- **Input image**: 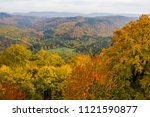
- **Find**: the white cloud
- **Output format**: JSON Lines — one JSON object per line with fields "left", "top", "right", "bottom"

{"left": 0, "top": 0, "right": 149, "bottom": 14}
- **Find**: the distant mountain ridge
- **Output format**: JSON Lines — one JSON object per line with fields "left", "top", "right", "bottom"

{"left": 0, "top": 12, "right": 12, "bottom": 18}
{"left": 0, "top": 12, "right": 137, "bottom": 37}
{"left": 13, "top": 11, "right": 140, "bottom": 18}
{"left": 14, "top": 12, "right": 82, "bottom": 18}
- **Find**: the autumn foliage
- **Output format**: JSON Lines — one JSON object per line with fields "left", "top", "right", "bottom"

{"left": 65, "top": 15, "right": 150, "bottom": 99}
{"left": 0, "top": 15, "right": 150, "bottom": 99}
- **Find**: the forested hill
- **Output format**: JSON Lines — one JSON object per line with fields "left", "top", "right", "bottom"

{"left": 32, "top": 16, "right": 135, "bottom": 37}
{"left": 0, "top": 12, "right": 137, "bottom": 55}
{"left": 0, "top": 12, "right": 136, "bottom": 36}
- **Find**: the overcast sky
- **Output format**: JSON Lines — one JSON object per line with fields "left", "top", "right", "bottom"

{"left": 0, "top": 0, "right": 150, "bottom": 14}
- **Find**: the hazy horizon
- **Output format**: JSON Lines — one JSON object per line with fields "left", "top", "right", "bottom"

{"left": 1, "top": 11, "right": 140, "bottom": 15}
{"left": 0, "top": 0, "right": 150, "bottom": 14}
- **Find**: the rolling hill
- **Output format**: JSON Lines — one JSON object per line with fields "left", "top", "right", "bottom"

{"left": 0, "top": 12, "right": 137, "bottom": 55}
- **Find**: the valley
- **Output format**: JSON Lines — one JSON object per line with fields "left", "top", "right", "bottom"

{"left": 0, "top": 12, "right": 149, "bottom": 100}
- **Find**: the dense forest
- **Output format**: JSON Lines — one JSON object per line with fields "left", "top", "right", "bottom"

{"left": 0, "top": 13, "right": 150, "bottom": 99}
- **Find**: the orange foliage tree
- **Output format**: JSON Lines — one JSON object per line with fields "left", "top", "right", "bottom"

{"left": 64, "top": 55, "right": 115, "bottom": 100}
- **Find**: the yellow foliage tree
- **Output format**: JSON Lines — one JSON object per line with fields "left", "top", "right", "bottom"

{"left": 99, "top": 15, "right": 150, "bottom": 99}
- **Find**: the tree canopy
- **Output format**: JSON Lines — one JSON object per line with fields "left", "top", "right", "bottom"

{"left": 0, "top": 15, "right": 150, "bottom": 100}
